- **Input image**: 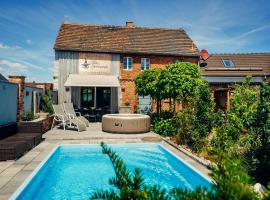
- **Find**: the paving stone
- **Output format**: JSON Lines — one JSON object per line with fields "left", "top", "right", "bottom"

{"left": 23, "top": 161, "right": 41, "bottom": 171}
{"left": 0, "top": 164, "right": 25, "bottom": 178}
{"left": 15, "top": 151, "right": 40, "bottom": 165}
{"left": 0, "top": 177, "right": 13, "bottom": 189}
{"left": 0, "top": 194, "right": 11, "bottom": 200}
{"left": 0, "top": 179, "right": 23, "bottom": 195}
{"left": 0, "top": 162, "right": 14, "bottom": 174}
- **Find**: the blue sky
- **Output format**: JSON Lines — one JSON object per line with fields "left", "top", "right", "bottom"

{"left": 0, "top": 0, "right": 269, "bottom": 82}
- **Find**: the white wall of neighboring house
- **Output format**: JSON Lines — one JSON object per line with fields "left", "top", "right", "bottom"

{"left": 23, "top": 86, "right": 43, "bottom": 114}
{"left": 0, "top": 81, "right": 18, "bottom": 125}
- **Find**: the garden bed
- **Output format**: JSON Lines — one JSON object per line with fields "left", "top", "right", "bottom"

{"left": 162, "top": 137, "right": 212, "bottom": 168}
{"left": 18, "top": 116, "right": 53, "bottom": 134}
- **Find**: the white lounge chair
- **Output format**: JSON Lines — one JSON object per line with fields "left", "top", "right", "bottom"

{"left": 51, "top": 104, "right": 86, "bottom": 132}
{"left": 63, "top": 103, "right": 90, "bottom": 127}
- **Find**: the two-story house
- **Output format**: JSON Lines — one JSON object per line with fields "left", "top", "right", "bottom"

{"left": 53, "top": 21, "right": 199, "bottom": 113}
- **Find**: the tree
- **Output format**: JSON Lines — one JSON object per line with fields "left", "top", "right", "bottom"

{"left": 40, "top": 90, "right": 54, "bottom": 114}
{"left": 135, "top": 68, "right": 169, "bottom": 116}
{"left": 247, "top": 82, "right": 270, "bottom": 185}
{"left": 194, "top": 81, "right": 214, "bottom": 138}
{"left": 91, "top": 142, "right": 169, "bottom": 200}
{"left": 135, "top": 62, "right": 201, "bottom": 116}
{"left": 227, "top": 76, "right": 259, "bottom": 141}
{"left": 91, "top": 142, "right": 259, "bottom": 200}
{"left": 166, "top": 62, "right": 201, "bottom": 113}
{"left": 209, "top": 124, "right": 259, "bottom": 200}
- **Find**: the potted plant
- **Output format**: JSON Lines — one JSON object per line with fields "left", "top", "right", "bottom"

{"left": 119, "top": 101, "right": 131, "bottom": 113}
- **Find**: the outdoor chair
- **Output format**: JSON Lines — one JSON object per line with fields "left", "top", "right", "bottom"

{"left": 52, "top": 104, "right": 86, "bottom": 132}
{"left": 63, "top": 103, "right": 90, "bottom": 127}
{"left": 88, "top": 108, "right": 97, "bottom": 122}
{"left": 96, "top": 108, "right": 102, "bottom": 122}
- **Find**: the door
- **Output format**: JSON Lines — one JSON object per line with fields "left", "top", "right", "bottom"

{"left": 96, "top": 87, "right": 111, "bottom": 109}
{"left": 139, "top": 95, "right": 151, "bottom": 113}
{"left": 81, "top": 87, "right": 94, "bottom": 108}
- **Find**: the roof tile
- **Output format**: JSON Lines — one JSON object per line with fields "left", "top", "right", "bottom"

{"left": 54, "top": 22, "right": 199, "bottom": 56}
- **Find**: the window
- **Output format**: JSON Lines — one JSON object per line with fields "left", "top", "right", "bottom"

{"left": 222, "top": 59, "right": 234, "bottom": 67}
{"left": 123, "top": 57, "right": 133, "bottom": 70}
{"left": 141, "top": 58, "right": 150, "bottom": 70}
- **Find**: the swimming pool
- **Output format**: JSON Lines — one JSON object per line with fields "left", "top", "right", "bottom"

{"left": 12, "top": 143, "right": 211, "bottom": 200}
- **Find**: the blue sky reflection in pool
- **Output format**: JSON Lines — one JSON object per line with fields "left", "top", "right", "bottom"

{"left": 16, "top": 144, "right": 211, "bottom": 200}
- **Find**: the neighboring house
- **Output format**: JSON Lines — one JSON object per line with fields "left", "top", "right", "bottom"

{"left": 0, "top": 73, "right": 18, "bottom": 125}
{"left": 8, "top": 76, "right": 44, "bottom": 121}
{"left": 200, "top": 53, "right": 270, "bottom": 109}
{"left": 54, "top": 21, "right": 199, "bottom": 113}
{"left": 0, "top": 73, "right": 8, "bottom": 82}
{"left": 25, "top": 82, "right": 53, "bottom": 94}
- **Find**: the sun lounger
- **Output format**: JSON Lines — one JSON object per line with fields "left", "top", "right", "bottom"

{"left": 52, "top": 104, "right": 86, "bottom": 132}
{"left": 63, "top": 103, "right": 90, "bottom": 127}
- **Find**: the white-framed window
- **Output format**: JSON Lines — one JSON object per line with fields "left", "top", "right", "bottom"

{"left": 123, "top": 57, "right": 133, "bottom": 70}
{"left": 222, "top": 59, "right": 234, "bottom": 68}
{"left": 141, "top": 58, "right": 150, "bottom": 70}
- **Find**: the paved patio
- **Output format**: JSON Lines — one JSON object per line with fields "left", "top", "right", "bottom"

{"left": 0, "top": 123, "right": 210, "bottom": 200}
{"left": 43, "top": 122, "right": 161, "bottom": 142}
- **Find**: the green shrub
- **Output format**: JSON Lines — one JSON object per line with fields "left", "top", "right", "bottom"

{"left": 193, "top": 81, "right": 214, "bottom": 138}
{"left": 160, "top": 111, "right": 174, "bottom": 120}
{"left": 149, "top": 111, "right": 174, "bottom": 129}
{"left": 176, "top": 106, "right": 195, "bottom": 145}
{"left": 246, "top": 82, "right": 270, "bottom": 185}
{"left": 91, "top": 143, "right": 259, "bottom": 200}
{"left": 154, "top": 118, "right": 177, "bottom": 137}
{"left": 227, "top": 76, "right": 259, "bottom": 141}
{"left": 22, "top": 110, "right": 36, "bottom": 121}
{"left": 40, "top": 90, "right": 53, "bottom": 114}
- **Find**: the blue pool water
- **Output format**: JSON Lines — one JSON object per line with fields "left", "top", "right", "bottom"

{"left": 14, "top": 143, "right": 211, "bottom": 200}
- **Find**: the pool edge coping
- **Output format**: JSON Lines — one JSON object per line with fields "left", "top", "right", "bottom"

{"left": 9, "top": 146, "right": 59, "bottom": 200}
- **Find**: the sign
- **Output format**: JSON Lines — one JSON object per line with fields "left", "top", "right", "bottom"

{"left": 78, "top": 53, "right": 112, "bottom": 75}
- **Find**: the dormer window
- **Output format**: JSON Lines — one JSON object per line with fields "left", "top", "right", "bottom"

{"left": 222, "top": 59, "right": 234, "bottom": 67}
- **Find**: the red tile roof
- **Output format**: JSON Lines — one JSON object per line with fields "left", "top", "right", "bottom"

{"left": 54, "top": 22, "right": 199, "bottom": 56}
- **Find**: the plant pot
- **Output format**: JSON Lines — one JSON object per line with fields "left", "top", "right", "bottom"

{"left": 18, "top": 116, "right": 53, "bottom": 134}
{"left": 119, "top": 106, "right": 131, "bottom": 114}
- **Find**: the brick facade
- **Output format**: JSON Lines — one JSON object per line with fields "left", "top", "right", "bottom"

{"left": 119, "top": 54, "right": 199, "bottom": 112}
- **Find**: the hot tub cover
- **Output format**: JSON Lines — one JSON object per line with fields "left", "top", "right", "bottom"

{"left": 64, "top": 74, "right": 120, "bottom": 87}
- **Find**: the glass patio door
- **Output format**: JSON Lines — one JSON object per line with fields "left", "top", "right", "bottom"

{"left": 96, "top": 87, "right": 111, "bottom": 109}
{"left": 81, "top": 87, "right": 94, "bottom": 108}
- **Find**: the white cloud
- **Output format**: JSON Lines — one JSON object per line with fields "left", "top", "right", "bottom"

{"left": 0, "top": 59, "right": 28, "bottom": 71}
{"left": 0, "top": 43, "right": 21, "bottom": 50}
{"left": 26, "top": 76, "right": 37, "bottom": 82}
{"left": 0, "top": 43, "right": 8, "bottom": 49}
{"left": 0, "top": 43, "right": 48, "bottom": 71}
{"left": 26, "top": 39, "right": 32, "bottom": 44}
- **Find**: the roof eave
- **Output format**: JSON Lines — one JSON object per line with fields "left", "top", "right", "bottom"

{"left": 54, "top": 47, "right": 200, "bottom": 57}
